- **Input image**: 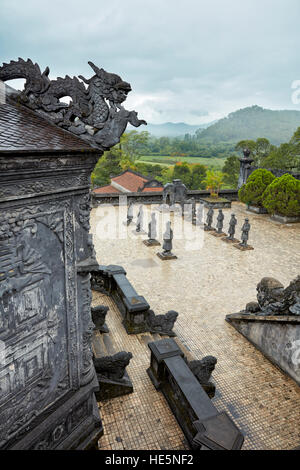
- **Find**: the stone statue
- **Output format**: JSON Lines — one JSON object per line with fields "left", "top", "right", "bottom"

{"left": 216, "top": 209, "right": 224, "bottom": 234}
{"left": 126, "top": 202, "right": 134, "bottom": 226}
{"left": 136, "top": 205, "right": 144, "bottom": 232}
{"left": 146, "top": 310, "right": 178, "bottom": 336}
{"left": 243, "top": 276, "right": 300, "bottom": 316}
{"left": 188, "top": 356, "right": 217, "bottom": 397}
{"left": 148, "top": 213, "right": 157, "bottom": 241}
{"left": 162, "top": 179, "right": 187, "bottom": 207}
{"left": 240, "top": 218, "right": 251, "bottom": 247}
{"left": 91, "top": 305, "right": 109, "bottom": 333}
{"left": 196, "top": 204, "right": 204, "bottom": 226}
{"left": 227, "top": 214, "right": 237, "bottom": 240}
{"left": 93, "top": 351, "right": 133, "bottom": 381}
{"left": 237, "top": 148, "right": 254, "bottom": 189}
{"left": 162, "top": 221, "right": 173, "bottom": 254}
{"left": 0, "top": 58, "right": 146, "bottom": 151}
{"left": 204, "top": 207, "right": 214, "bottom": 231}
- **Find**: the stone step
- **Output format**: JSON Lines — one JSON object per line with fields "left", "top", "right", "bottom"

{"left": 102, "top": 332, "right": 117, "bottom": 356}
{"left": 92, "top": 330, "right": 107, "bottom": 358}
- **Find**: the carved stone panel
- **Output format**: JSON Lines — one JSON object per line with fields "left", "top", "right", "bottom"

{"left": 0, "top": 198, "right": 80, "bottom": 447}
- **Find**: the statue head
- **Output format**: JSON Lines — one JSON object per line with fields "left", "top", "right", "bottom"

{"left": 201, "top": 356, "right": 217, "bottom": 371}
{"left": 165, "top": 310, "right": 178, "bottom": 322}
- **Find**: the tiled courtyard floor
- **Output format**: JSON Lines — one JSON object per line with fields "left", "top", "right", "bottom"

{"left": 91, "top": 201, "right": 300, "bottom": 450}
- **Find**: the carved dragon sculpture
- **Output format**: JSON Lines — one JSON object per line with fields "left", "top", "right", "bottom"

{"left": 0, "top": 58, "right": 146, "bottom": 150}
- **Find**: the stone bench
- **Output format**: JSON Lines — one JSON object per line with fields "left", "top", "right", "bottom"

{"left": 147, "top": 338, "right": 244, "bottom": 450}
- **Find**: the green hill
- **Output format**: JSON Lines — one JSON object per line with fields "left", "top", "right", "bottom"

{"left": 196, "top": 106, "right": 300, "bottom": 145}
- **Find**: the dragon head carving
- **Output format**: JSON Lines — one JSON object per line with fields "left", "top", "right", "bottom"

{"left": 0, "top": 58, "right": 146, "bottom": 151}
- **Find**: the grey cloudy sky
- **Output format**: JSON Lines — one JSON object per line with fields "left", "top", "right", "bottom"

{"left": 1, "top": 0, "right": 300, "bottom": 124}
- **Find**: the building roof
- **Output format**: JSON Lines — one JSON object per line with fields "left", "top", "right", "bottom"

{"left": 93, "top": 169, "right": 163, "bottom": 195}
{"left": 0, "top": 99, "right": 97, "bottom": 153}
{"left": 112, "top": 169, "right": 150, "bottom": 192}
{"left": 93, "top": 184, "right": 121, "bottom": 194}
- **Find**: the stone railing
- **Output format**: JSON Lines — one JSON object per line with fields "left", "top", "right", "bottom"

{"left": 92, "top": 189, "right": 239, "bottom": 207}
{"left": 147, "top": 338, "right": 244, "bottom": 450}
{"left": 91, "top": 265, "right": 178, "bottom": 336}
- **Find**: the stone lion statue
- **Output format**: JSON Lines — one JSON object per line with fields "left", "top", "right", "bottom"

{"left": 188, "top": 356, "right": 217, "bottom": 386}
{"left": 244, "top": 275, "right": 300, "bottom": 316}
{"left": 93, "top": 351, "right": 133, "bottom": 381}
{"left": 147, "top": 310, "right": 178, "bottom": 336}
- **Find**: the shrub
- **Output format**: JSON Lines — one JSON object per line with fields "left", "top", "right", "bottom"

{"left": 238, "top": 169, "right": 275, "bottom": 206}
{"left": 262, "top": 174, "right": 300, "bottom": 217}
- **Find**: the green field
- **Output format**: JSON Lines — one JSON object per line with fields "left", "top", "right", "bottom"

{"left": 137, "top": 155, "right": 226, "bottom": 169}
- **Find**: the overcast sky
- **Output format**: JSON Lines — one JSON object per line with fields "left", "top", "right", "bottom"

{"left": 1, "top": 0, "right": 300, "bottom": 124}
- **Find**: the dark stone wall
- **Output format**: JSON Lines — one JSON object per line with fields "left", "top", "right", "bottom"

{"left": 0, "top": 150, "right": 103, "bottom": 449}
{"left": 92, "top": 189, "right": 238, "bottom": 207}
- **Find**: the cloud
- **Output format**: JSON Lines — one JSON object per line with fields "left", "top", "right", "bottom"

{"left": 1, "top": 0, "right": 300, "bottom": 123}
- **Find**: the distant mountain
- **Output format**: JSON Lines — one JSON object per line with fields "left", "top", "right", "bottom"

{"left": 196, "top": 105, "right": 300, "bottom": 145}
{"left": 128, "top": 121, "right": 215, "bottom": 137}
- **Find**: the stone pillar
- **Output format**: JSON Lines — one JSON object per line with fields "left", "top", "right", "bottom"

{"left": 237, "top": 148, "right": 254, "bottom": 189}
{"left": 0, "top": 149, "right": 103, "bottom": 449}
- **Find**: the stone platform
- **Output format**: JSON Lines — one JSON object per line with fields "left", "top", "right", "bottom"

{"left": 91, "top": 202, "right": 300, "bottom": 450}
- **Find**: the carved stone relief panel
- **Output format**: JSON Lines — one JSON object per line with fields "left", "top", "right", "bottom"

{"left": 0, "top": 197, "right": 80, "bottom": 447}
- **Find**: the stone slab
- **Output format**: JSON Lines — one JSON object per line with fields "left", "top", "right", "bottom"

{"left": 209, "top": 231, "right": 227, "bottom": 237}
{"left": 157, "top": 252, "right": 178, "bottom": 260}
{"left": 221, "top": 237, "right": 240, "bottom": 244}
{"left": 271, "top": 214, "right": 300, "bottom": 224}
{"left": 143, "top": 239, "right": 161, "bottom": 247}
{"left": 233, "top": 244, "right": 254, "bottom": 251}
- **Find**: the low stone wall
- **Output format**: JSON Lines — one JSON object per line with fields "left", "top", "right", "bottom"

{"left": 226, "top": 313, "right": 300, "bottom": 385}
{"left": 147, "top": 338, "right": 244, "bottom": 450}
{"left": 92, "top": 189, "right": 238, "bottom": 207}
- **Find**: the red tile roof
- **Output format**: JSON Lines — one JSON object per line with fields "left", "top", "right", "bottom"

{"left": 93, "top": 185, "right": 121, "bottom": 194}
{"left": 113, "top": 170, "right": 148, "bottom": 192}
{"left": 92, "top": 170, "right": 163, "bottom": 195}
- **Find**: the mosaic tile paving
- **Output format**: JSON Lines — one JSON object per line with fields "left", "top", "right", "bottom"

{"left": 91, "top": 202, "right": 300, "bottom": 450}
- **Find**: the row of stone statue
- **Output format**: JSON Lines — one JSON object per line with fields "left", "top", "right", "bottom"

{"left": 127, "top": 203, "right": 253, "bottom": 252}
{"left": 127, "top": 204, "right": 176, "bottom": 259}
{"left": 204, "top": 208, "right": 253, "bottom": 250}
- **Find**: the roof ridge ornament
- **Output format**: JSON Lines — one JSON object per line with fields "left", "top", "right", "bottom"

{"left": 0, "top": 58, "right": 147, "bottom": 151}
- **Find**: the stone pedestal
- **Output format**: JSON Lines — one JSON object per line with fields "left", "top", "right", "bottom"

{"left": 233, "top": 244, "right": 254, "bottom": 251}
{"left": 0, "top": 146, "right": 103, "bottom": 449}
{"left": 157, "top": 252, "right": 178, "bottom": 260}
{"left": 143, "top": 239, "right": 161, "bottom": 247}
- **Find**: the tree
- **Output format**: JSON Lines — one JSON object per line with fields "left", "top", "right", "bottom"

{"left": 173, "top": 162, "right": 192, "bottom": 187}
{"left": 120, "top": 130, "right": 150, "bottom": 161}
{"left": 202, "top": 170, "right": 225, "bottom": 197}
{"left": 190, "top": 164, "right": 207, "bottom": 190}
{"left": 238, "top": 169, "right": 275, "bottom": 207}
{"left": 91, "top": 147, "right": 123, "bottom": 187}
{"left": 262, "top": 174, "right": 300, "bottom": 216}
{"left": 222, "top": 155, "right": 240, "bottom": 188}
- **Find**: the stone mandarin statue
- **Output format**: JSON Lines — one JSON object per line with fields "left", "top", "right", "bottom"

{"left": 227, "top": 214, "right": 237, "bottom": 240}
{"left": 240, "top": 218, "right": 251, "bottom": 247}
{"left": 136, "top": 205, "right": 144, "bottom": 232}
{"left": 204, "top": 207, "right": 214, "bottom": 231}
{"left": 216, "top": 209, "right": 224, "bottom": 234}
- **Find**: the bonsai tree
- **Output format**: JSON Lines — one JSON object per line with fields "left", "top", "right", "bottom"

{"left": 238, "top": 168, "right": 275, "bottom": 207}
{"left": 262, "top": 174, "right": 300, "bottom": 217}
{"left": 203, "top": 170, "right": 225, "bottom": 198}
